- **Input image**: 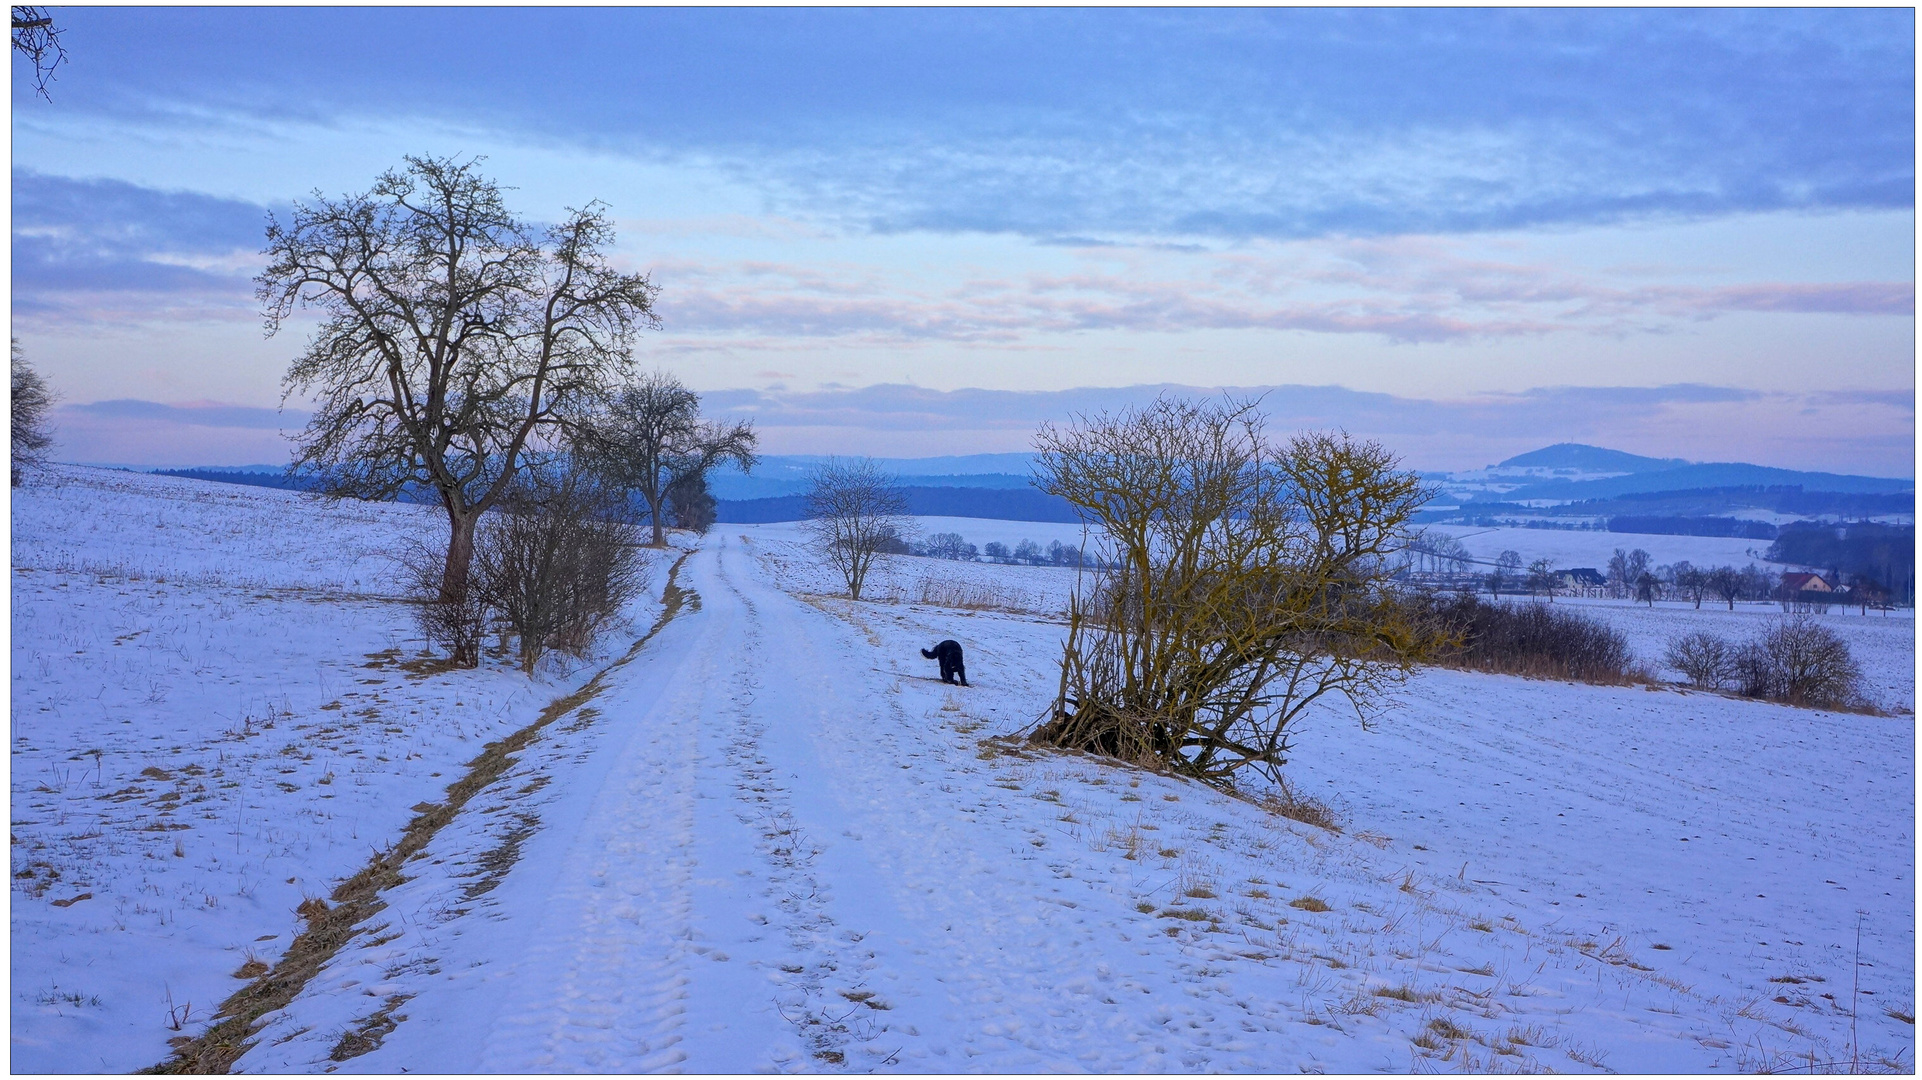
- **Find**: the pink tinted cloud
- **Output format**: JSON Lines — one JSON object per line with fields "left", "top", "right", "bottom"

{"left": 652, "top": 240, "right": 1911, "bottom": 347}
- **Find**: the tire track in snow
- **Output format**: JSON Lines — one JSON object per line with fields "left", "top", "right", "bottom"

{"left": 703, "top": 539, "right": 891, "bottom": 1069}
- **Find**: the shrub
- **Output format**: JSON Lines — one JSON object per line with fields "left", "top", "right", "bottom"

{"left": 1736, "top": 616, "right": 1865, "bottom": 709}
{"left": 400, "top": 540, "right": 488, "bottom": 664}
{"left": 1028, "top": 397, "right": 1439, "bottom": 788}
{"left": 1664, "top": 631, "right": 1737, "bottom": 690}
{"left": 1664, "top": 617, "right": 1866, "bottom": 710}
{"left": 473, "top": 470, "right": 648, "bottom": 673}
{"left": 1260, "top": 777, "right": 1343, "bottom": 832}
{"left": 1422, "top": 593, "right": 1637, "bottom": 684}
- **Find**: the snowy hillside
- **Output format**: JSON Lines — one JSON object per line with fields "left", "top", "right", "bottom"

{"left": 12, "top": 469, "right": 1914, "bottom": 1073}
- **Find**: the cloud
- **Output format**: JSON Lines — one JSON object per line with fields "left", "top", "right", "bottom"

{"left": 651, "top": 243, "right": 1910, "bottom": 347}
{"left": 12, "top": 171, "right": 270, "bottom": 323}
{"left": 67, "top": 399, "right": 306, "bottom": 430}
{"left": 1684, "top": 282, "right": 1915, "bottom": 316}
{"left": 24, "top": 8, "right": 1914, "bottom": 241}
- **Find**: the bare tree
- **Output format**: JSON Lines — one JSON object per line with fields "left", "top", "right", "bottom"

{"left": 1488, "top": 549, "right": 1522, "bottom": 598}
{"left": 11, "top": 339, "right": 53, "bottom": 485}
{"left": 666, "top": 416, "right": 757, "bottom": 525}
{"left": 260, "top": 155, "right": 660, "bottom": 665}
{"left": 1526, "top": 557, "right": 1556, "bottom": 599}
{"left": 1707, "top": 565, "right": 1742, "bottom": 610}
{"left": 922, "top": 531, "right": 976, "bottom": 560}
{"left": 1671, "top": 561, "right": 1707, "bottom": 609}
{"left": 576, "top": 372, "right": 756, "bottom": 545}
{"left": 12, "top": 6, "right": 64, "bottom": 99}
{"left": 1028, "top": 396, "right": 1440, "bottom": 788}
{"left": 471, "top": 464, "right": 647, "bottom": 673}
{"left": 803, "top": 458, "right": 908, "bottom": 601}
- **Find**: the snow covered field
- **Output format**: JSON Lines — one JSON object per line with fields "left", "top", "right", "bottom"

{"left": 10, "top": 467, "right": 674, "bottom": 1072}
{"left": 12, "top": 470, "right": 1915, "bottom": 1073}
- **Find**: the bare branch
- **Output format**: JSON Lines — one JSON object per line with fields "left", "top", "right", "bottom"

{"left": 12, "top": 6, "right": 65, "bottom": 100}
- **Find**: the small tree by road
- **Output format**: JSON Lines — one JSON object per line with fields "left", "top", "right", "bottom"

{"left": 803, "top": 458, "right": 908, "bottom": 601}
{"left": 261, "top": 155, "right": 660, "bottom": 665}
{"left": 576, "top": 372, "right": 757, "bottom": 546}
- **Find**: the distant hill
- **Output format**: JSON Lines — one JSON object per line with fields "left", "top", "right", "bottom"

{"left": 718, "top": 485, "right": 1078, "bottom": 525}
{"left": 1496, "top": 463, "right": 1912, "bottom": 502}
{"left": 1496, "top": 443, "right": 1688, "bottom": 474}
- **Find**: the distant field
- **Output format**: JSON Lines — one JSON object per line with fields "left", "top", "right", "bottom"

{"left": 1429, "top": 524, "right": 1781, "bottom": 569}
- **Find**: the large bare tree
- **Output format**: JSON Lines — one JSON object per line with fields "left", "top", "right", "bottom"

{"left": 260, "top": 155, "right": 660, "bottom": 664}
{"left": 575, "top": 372, "right": 757, "bottom": 546}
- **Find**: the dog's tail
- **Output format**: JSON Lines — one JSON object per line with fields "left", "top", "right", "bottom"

{"left": 920, "top": 647, "right": 937, "bottom": 659}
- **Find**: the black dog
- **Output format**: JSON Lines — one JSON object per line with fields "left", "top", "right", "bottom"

{"left": 921, "top": 640, "right": 968, "bottom": 686}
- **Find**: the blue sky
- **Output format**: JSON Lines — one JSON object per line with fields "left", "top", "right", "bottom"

{"left": 11, "top": 8, "right": 1915, "bottom": 473}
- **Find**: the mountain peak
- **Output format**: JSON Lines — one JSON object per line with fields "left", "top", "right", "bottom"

{"left": 1496, "top": 443, "right": 1689, "bottom": 474}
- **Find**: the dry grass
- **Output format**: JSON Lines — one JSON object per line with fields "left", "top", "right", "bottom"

{"left": 142, "top": 553, "right": 697, "bottom": 1074}
{"left": 913, "top": 576, "right": 1037, "bottom": 614}
{"left": 1259, "top": 779, "right": 1343, "bottom": 833}
{"left": 1290, "top": 895, "right": 1332, "bottom": 913}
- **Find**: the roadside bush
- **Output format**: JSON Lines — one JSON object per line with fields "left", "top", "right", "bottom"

{"left": 1422, "top": 593, "right": 1638, "bottom": 684}
{"left": 473, "top": 470, "right": 649, "bottom": 673}
{"left": 401, "top": 542, "right": 488, "bottom": 665}
{"left": 1664, "top": 631, "right": 1737, "bottom": 690}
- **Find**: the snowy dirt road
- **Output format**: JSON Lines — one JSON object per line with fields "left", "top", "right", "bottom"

{"left": 232, "top": 533, "right": 1912, "bottom": 1073}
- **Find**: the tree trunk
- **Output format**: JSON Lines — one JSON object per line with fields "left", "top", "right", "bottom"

{"left": 442, "top": 510, "right": 480, "bottom": 667}
{"left": 646, "top": 489, "right": 666, "bottom": 546}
